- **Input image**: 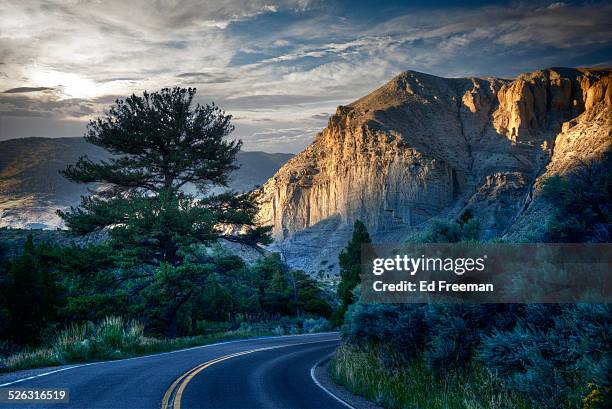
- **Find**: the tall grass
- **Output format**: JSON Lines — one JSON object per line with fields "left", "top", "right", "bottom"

{"left": 330, "top": 343, "right": 533, "bottom": 409}
{"left": 2, "top": 317, "right": 274, "bottom": 372}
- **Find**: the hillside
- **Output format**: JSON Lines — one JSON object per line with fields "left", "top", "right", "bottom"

{"left": 257, "top": 67, "right": 611, "bottom": 277}
{"left": 0, "top": 137, "right": 292, "bottom": 229}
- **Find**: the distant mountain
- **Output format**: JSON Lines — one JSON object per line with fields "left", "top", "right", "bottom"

{"left": 0, "top": 137, "right": 292, "bottom": 229}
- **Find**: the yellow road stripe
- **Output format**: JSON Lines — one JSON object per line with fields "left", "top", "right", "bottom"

{"left": 161, "top": 360, "right": 212, "bottom": 409}
{"left": 173, "top": 349, "right": 264, "bottom": 409}
{"left": 162, "top": 348, "right": 271, "bottom": 409}
{"left": 161, "top": 339, "right": 339, "bottom": 409}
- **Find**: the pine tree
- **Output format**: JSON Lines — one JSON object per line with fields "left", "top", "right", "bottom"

{"left": 58, "top": 87, "right": 271, "bottom": 336}
{"left": 334, "top": 220, "right": 371, "bottom": 325}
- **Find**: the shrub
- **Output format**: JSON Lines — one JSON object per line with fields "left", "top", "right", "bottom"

{"left": 583, "top": 383, "right": 612, "bottom": 409}
{"left": 52, "top": 317, "right": 146, "bottom": 361}
{"left": 96, "top": 316, "right": 125, "bottom": 351}
{"left": 195, "top": 320, "right": 232, "bottom": 335}
{"left": 407, "top": 217, "right": 480, "bottom": 243}
{"left": 342, "top": 297, "right": 609, "bottom": 407}
{"left": 55, "top": 322, "right": 91, "bottom": 362}
{"left": 2, "top": 348, "right": 58, "bottom": 371}
{"left": 478, "top": 304, "right": 612, "bottom": 408}
{"left": 343, "top": 302, "right": 429, "bottom": 360}
{"left": 542, "top": 155, "right": 611, "bottom": 243}
{"left": 302, "top": 318, "right": 331, "bottom": 333}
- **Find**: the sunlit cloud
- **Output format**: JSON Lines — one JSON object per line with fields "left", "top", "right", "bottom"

{"left": 0, "top": 0, "right": 610, "bottom": 152}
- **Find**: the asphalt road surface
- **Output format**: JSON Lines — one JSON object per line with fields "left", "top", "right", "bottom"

{"left": 0, "top": 333, "right": 348, "bottom": 409}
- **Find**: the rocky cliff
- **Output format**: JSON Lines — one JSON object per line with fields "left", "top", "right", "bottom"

{"left": 257, "top": 68, "right": 611, "bottom": 278}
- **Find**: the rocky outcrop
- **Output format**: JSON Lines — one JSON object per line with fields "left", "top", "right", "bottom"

{"left": 257, "top": 68, "right": 611, "bottom": 277}
{"left": 503, "top": 69, "right": 612, "bottom": 241}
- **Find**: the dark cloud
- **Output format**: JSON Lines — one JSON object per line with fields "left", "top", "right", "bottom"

{"left": 177, "top": 73, "right": 204, "bottom": 77}
{"left": 0, "top": 94, "right": 96, "bottom": 118}
{"left": 177, "top": 72, "right": 235, "bottom": 84}
{"left": 95, "top": 77, "right": 141, "bottom": 83}
{"left": 310, "top": 113, "right": 329, "bottom": 120}
{"left": 3, "top": 87, "right": 54, "bottom": 93}
{"left": 91, "top": 95, "right": 130, "bottom": 104}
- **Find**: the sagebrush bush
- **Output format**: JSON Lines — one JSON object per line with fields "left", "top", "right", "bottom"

{"left": 406, "top": 217, "right": 480, "bottom": 243}
{"left": 302, "top": 317, "right": 331, "bottom": 333}
{"left": 542, "top": 155, "right": 611, "bottom": 243}
{"left": 334, "top": 156, "right": 611, "bottom": 407}
{"left": 479, "top": 304, "right": 611, "bottom": 408}
{"left": 343, "top": 302, "right": 429, "bottom": 360}
{"left": 342, "top": 299, "right": 610, "bottom": 407}
{"left": 195, "top": 320, "right": 231, "bottom": 335}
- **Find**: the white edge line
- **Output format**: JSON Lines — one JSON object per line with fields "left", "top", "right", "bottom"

{"left": 0, "top": 332, "right": 339, "bottom": 387}
{"left": 171, "top": 338, "right": 341, "bottom": 408}
{"left": 310, "top": 355, "right": 356, "bottom": 409}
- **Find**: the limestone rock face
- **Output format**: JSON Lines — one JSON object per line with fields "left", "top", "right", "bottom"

{"left": 504, "top": 70, "right": 612, "bottom": 241}
{"left": 257, "top": 68, "right": 611, "bottom": 277}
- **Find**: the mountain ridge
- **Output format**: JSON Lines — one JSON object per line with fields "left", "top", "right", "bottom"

{"left": 257, "top": 67, "right": 611, "bottom": 278}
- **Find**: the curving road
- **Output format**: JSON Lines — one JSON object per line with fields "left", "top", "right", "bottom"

{"left": 0, "top": 333, "right": 347, "bottom": 409}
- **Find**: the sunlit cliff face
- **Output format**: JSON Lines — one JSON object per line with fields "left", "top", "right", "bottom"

{"left": 1, "top": 0, "right": 611, "bottom": 152}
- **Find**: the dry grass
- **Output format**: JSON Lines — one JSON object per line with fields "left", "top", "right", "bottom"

{"left": 2, "top": 317, "right": 274, "bottom": 372}
{"left": 329, "top": 343, "right": 533, "bottom": 409}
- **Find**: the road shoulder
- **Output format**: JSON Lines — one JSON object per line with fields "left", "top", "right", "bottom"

{"left": 313, "top": 357, "right": 383, "bottom": 409}
{"left": 0, "top": 364, "right": 78, "bottom": 387}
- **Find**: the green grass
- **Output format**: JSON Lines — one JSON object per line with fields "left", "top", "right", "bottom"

{"left": 329, "top": 343, "right": 534, "bottom": 409}
{"left": 2, "top": 317, "right": 281, "bottom": 372}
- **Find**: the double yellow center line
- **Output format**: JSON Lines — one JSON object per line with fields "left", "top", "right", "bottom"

{"left": 161, "top": 339, "right": 338, "bottom": 409}
{"left": 161, "top": 347, "right": 269, "bottom": 409}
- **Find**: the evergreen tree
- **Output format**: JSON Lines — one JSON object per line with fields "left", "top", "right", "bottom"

{"left": 58, "top": 87, "right": 270, "bottom": 336}
{"left": 0, "top": 236, "right": 63, "bottom": 345}
{"left": 248, "top": 254, "right": 331, "bottom": 319}
{"left": 334, "top": 220, "right": 371, "bottom": 325}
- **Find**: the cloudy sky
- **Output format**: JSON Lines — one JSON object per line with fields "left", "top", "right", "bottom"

{"left": 0, "top": 0, "right": 610, "bottom": 152}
